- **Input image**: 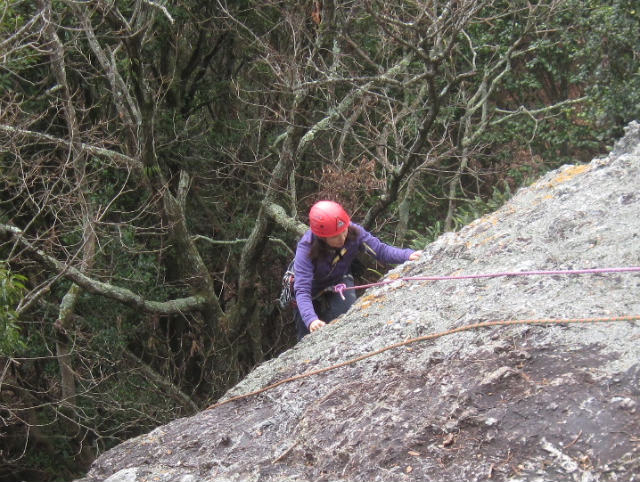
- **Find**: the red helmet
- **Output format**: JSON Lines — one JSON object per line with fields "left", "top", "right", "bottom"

{"left": 309, "top": 201, "right": 350, "bottom": 237}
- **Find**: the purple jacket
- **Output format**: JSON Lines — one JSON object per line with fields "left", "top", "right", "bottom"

{"left": 293, "top": 223, "right": 414, "bottom": 327}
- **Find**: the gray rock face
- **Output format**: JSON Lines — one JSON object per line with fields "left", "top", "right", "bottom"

{"left": 78, "top": 122, "right": 640, "bottom": 482}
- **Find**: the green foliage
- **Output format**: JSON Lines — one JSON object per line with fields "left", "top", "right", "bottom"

{"left": 0, "top": 263, "right": 27, "bottom": 355}
{"left": 452, "top": 183, "right": 513, "bottom": 230}
{"left": 0, "top": 1, "right": 45, "bottom": 97}
{"left": 407, "top": 220, "right": 444, "bottom": 250}
{"left": 579, "top": 0, "right": 640, "bottom": 139}
{"left": 408, "top": 183, "right": 514, "bottom": 249}
{"left": 494, "top": 0, "right": 640, "bottom": 164}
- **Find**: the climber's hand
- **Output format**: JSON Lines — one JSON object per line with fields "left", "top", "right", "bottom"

{"left": 409, "top": 250, "right": 423, "bottom": 261}
{"left": 309, "top": 319, "right": 326, "bottom": 332}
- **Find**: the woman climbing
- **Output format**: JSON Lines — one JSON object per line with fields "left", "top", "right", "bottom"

{"left": 293, "top": 200, "right": 422, "bottom": 340}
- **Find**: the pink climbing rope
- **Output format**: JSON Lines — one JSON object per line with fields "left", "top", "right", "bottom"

{"left": 333, "top": 266, "right": 640, "bottom": 300}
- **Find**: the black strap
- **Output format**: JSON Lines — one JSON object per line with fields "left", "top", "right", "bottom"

{"left": 330, "top": 247, "right": 348, "bottom": 266}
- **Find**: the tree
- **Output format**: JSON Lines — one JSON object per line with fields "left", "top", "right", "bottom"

{"left": 1, "top": 0, "right": 240, "bottom": 477}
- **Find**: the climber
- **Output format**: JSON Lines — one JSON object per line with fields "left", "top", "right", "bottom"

{"left": 293, "top": 200, "right": 422, "bottom": 340}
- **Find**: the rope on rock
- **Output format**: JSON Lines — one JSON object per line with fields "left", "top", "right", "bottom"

{"left": 333, "top": 266, "right": 640, "bottom": 299}
{"left": 206, "top": 314, "right": 640, "bottom": 411}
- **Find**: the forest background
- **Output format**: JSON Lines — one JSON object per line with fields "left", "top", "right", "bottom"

{"left": 0, "top": 1, "right": 638, "bottom": 480}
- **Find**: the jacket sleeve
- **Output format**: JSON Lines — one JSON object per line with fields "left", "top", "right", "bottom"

{"left": 357, "top": 225, "right": 414, "bottom": 265}
{"left": 293, "top": 235, "right": 319, "bottom": 327}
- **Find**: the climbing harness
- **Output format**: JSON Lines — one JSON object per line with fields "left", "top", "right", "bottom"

{"left": 278, "top": 241, "right": 377, "bottom": 309}
{"left": 333, "top": 266, "right": 640, "bottom": 299}
{"left": 206, "top": 314, "right": 640, "bottom": 411}
{"left": 278, "top": 247, "right": 348, "bottom": 309}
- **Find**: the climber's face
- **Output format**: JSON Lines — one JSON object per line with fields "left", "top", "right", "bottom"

{"left": 323, "top": 230, "right": 348, "bottom": 249}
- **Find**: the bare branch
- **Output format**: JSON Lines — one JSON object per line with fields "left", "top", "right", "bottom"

{"left": 265, "top": 203, "right": 307, "bottom": 237}
{"left": 0, "top": 223, "right": 208, "bottom": 314}
{"left": 0, "top": 124, "right": 143, "bottom": 170}
{"left": 123, "top": 350, "right": 198, "bottom": 412}
{"left": 296, "top": 56, "right": 413, "bottom": 160}
{"left": 141, "top": 0, "right": 174, "bottom": 24}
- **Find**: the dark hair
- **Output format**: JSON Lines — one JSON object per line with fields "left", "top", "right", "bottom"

{"left": 309, "top": 224, "right": 360, "bottom": 262}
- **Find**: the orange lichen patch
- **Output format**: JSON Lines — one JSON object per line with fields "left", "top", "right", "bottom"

{"left": 466, "top": 233, "right": 501, "bottom": 249}
{"left": 470, "top": 213, "right": 499, "bottom": 228}
{"left": 388, "top": 273, "right": 403, "bottom": 280}
{"left": 548, "top": 164, "right": 591, "bottom": 186}
{"left": 358, "top": 293, "right": 384, "bottom": 303}
{"left": 356, "top": 293, "right": 385, "bottom": 310}
{"left": 497, "top": 205, "right": 516, "bottom": 217}
{"left": 521, "top": 192, "right": 554, "bottom": 210}
{"left": 140, "top": 431, "right": 165, "bottom": 445}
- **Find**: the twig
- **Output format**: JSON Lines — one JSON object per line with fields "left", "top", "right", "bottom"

{"left": 564, "top": 430, "right": 582, "bottom": 449}
{"left": 142, "top": 0, "right": 174, "bottom": 24}
{"left": 272, "top": 442, "right": 298, "bottom": 464}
